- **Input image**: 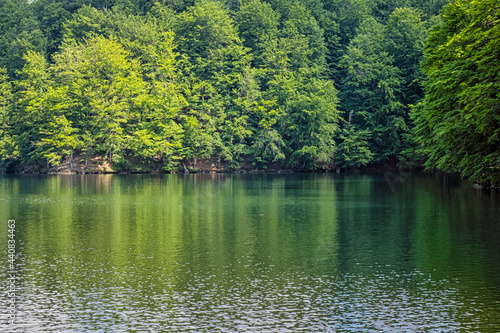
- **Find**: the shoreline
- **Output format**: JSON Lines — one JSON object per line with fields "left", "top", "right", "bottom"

{"left": 2, "top": 157, "right": 498, "bottom": 190}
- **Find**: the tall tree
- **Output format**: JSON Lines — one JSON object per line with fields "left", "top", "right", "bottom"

{"left": 385, "top": 7, "right": 427, "bottom": 107}
{"left": 323, "top": 0, "right": 373, "bottom": 69}
{"left": 33, "top": 0, "right": 72, "bottom": 56}
{"left": 414, "top": 0, "right": 500, "bottom": 185}
{"left": 9, "top": 51, "right": 54, "bottom": 164}
{"left": 0, "top": 0, "right": 46, "bottom": 77}
{"left": 0, "top": 67, "right": 12, "bottom": 169}
{"left": 280, "top": 1, "right": 327, "bottom": 70}
{"left": 175, "top": 0, "right": 253, "bottom": 168}
{"left": 339, "top": 17, "right": 405, "bottom": 162}
{"left": 235, "top": 0, "right": 280, "bottom": 66}
{"left": 268, "top": 68, "right": 341, "bottom": 169}
{"left": 335, "top": 123, "right": 374, "bottom": 168}
{"left": 52, "top": 36, "right": 151, "bottom": 165}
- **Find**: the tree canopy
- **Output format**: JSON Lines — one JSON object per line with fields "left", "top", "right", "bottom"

{"left": 5, "top": 0, "right": 496, "bottom": 186}
{"left": 413, "top": 0, "right": 500, "bottom": 186}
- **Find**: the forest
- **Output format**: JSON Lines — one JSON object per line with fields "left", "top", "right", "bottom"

{"left": 0, "top": 0, "right": 498, "bottom": 186}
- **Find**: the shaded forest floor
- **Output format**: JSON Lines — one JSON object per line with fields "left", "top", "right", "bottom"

{"left": 1, "top": 154, "right": 409, "bottom": 175}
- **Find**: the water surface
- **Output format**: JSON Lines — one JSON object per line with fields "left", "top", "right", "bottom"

{"left": 1, "top": 173, "right": 499, "bottom": 332}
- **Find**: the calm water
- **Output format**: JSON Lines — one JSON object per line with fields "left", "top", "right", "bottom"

{"left": 0, "top": 173, "right": 499, "bottom": 332}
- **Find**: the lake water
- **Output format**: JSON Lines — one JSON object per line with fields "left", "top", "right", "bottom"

{"left": 0, "top": 173, "right": 499, "bottom": 332}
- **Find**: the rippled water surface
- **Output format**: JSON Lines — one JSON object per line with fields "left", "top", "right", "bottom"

{"left": 1, "top": 173, "right": 499, "bottom": 332}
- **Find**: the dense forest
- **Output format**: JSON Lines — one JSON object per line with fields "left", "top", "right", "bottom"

{"left": 0, "top": 0, "right": 498, "bottom": 185}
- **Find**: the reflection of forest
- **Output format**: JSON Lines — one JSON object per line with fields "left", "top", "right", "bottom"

{"left": 0, "top": 174, "right": 499, "bottom": 331}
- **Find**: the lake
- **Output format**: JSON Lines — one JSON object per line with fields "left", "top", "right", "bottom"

{"left": 1, "top": 173, "right": 499, "bottom": 332}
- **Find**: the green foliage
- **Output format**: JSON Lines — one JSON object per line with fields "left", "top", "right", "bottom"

{"left": 268, "top": 68, "right": 341, "bottom": 169}
{"left": 250, "top": 99, "right": 286, "bottom": 166}
{"left": 414, "top": 0, "right": 500, "bottom": 185}
{"left": 33, "top": 0, "right": 72, "bottom": 56}
{"left": 0, "top": 0, "right": 455, "bottom": 174}
{"left": 385, "top": 7, "right": 428, "bottom": 106}
{"left": 10, "top": 51, "right": 52, "bottom": 162}
{"left": 280, "top": 2, "right": 328, "bottom": 70}
{"left": 54, "top": 36, "right": 145, "bottom": 161}
{"left": 339, "top": 17, "right": 406, "bottom": 162}
{"left": 0, "top": 0, "right": 47, "bottom": 77}
{"left": 410, "top": 0, "right": 451, "bottom": 18}
{"left": 336, "top": 124, "right": 374, "bottom": 168}
{"left": 175, "top": 0, "right": 255, "bottom": 168}
{"left": 373, "top": 0, "right": 411, "bottom": 22}
{"left": 235, "top": 0, "right": 280, "bottom": 66}
{"left": 38, "top": 115, "right": 80, "bottom": 166}
{"left": 0, "top": 67, "right": 12, "bottom": 164}
{"left": 62, "top": 5, "right": 109, "bottom": 42}
{"left": 175, "top": 0, "right": 242, "bottom": 61}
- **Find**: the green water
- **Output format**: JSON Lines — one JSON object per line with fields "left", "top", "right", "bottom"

{"left": 1, "top": 173, "right": 499, "bottom": 332}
